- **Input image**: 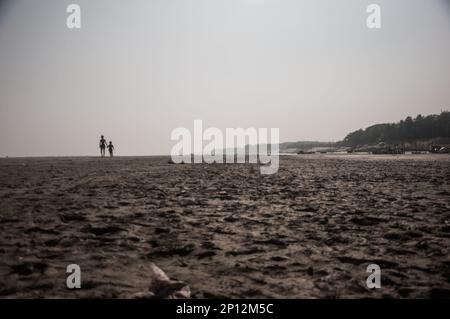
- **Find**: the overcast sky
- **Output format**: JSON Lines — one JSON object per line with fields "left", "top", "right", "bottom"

{"left": 1, "top": 0, "right": 449, "bottom": 156}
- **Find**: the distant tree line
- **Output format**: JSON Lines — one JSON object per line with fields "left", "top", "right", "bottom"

{"left": 341, "top": 111, "right": 450, "bottom": 146}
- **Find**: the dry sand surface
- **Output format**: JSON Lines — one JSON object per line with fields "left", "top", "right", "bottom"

{"left": 0, "top": 155, "right": 449, "bottom": 298}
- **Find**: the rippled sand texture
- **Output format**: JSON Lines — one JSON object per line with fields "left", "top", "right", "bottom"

{"left": 0, "top": 155, "right": 449, "bottom": 298}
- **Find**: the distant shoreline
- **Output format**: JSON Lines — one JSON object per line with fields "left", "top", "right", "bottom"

{"left": 1, "top": 153, "right": 449, "bottom": 160}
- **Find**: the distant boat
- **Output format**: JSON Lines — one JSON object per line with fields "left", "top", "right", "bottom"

{"left": 430, "top": 145, "right": 450, "bottom": 154}
{"left": 297, "top": 150, "right": 315, "bottom": 154}
{"left": 372, "top": 149, "right": 404, "bottom": 155}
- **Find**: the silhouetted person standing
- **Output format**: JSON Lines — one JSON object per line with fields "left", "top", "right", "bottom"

{"left": 107, "top": 141, "right": 115, "bottom": 157}
{"left": 99, "top": 135, "right": 107, "bottom": 157}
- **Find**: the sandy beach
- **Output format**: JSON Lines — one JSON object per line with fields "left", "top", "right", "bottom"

{"left": 0, "top": 155, "right": 449, "bottom": 298}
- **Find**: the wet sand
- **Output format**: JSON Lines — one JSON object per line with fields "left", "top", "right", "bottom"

{"left": 0, "top": 155, "right": 449, "bottom": 298}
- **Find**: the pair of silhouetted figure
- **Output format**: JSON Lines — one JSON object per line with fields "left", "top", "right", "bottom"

{"left": 99, "top": 135, "right": 114, "bottom": 157}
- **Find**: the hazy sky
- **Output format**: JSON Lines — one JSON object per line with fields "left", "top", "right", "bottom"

{"left": 1, "top": 0, "right": 450, "bottom": 156}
